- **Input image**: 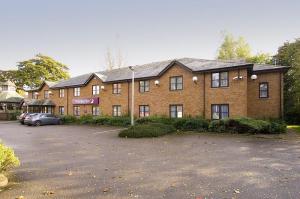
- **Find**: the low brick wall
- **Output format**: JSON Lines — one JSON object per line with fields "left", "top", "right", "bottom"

{"left": 0, "top": 112, "right": 19, "bottom": 120}
{"left": 0, "top": 113, "right": 9, "bottom": 120}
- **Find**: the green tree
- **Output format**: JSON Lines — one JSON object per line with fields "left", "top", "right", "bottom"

{"left": 246, "top": 53, "right": 272, "bottom": 64}
{"left": 274, "top": 39, "right": 300, "bottom": 123}
{"left": 217, "top": 33, "right": 251, "bottom": 60}
{"left": 217, "top": 33, "right": 271, "bottom": 64}
{"left": 1, "top": 54, "right": 70, "bottom": 89}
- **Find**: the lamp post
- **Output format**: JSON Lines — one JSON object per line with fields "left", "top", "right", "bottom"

{"left": 129, "top": 66, "right": 135, "bottom": 126}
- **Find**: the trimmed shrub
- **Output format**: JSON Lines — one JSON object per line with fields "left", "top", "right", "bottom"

{"left": 173, "top": 118, "right": 209, "bottom": 131}
{"left": 60, "top": 115, "right": 78, "bottom": 124}
{"left": 92, "top": 116, "right": 110, "bottom": 125}
{"left": 119, "top": 123, "right": 175, "bottom": 138}
{"left": 269, "top": 120, "right": 287, "bottom": 134}
{"left": 135, "top": 116, "right": 174, "bottom": 125}
{"left": 227, "top": 118, "right": 270, "bottom": 134}
{"left": 208, "top": 119, "right": 228, "bottom": 133}
{"left": 104, "top": 116, "right": 131, "bottom": 126}
{"left": 209, "top": 117, "right": 286, "bottom": 134}
{"left": 0, "top": 143, "right": 20, "bottom": 172}
{"left": 79, "top": 114, "right": 94, "bottom": 124}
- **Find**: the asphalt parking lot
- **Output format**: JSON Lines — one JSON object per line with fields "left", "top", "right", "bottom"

{"left": 0, "top": 122, "right": 300, "bottom": 199}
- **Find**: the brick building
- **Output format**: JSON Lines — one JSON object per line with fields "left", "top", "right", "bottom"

{"left": 25, "top": 58, "right": 289, "bottom": 120}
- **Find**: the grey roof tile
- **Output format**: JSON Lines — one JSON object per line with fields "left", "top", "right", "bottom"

{"left": 51, "top": 73, "right": 94, "bottom": 88}
{"left": 48, "top": 58, "right": 288, "bottom": 88}
{"left": 253, "top": 64, "right": 289, "bottom": 72}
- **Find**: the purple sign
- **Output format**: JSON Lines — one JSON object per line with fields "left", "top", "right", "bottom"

{"left": 72, "top": 97, "right": 99, "bottom": 105}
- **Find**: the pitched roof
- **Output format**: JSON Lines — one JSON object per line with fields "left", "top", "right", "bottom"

{"left": 47, "top": 58, "right": 289, "bottom": 89}
{"left": 253, "top": 64, "right": 290, "bottom": 72}
{"left": 0, "top": 91, "right": 24, "bottom": 103}
{"left": 26, "top": 80, "right": 58, "bottom": 91}
{"left": 50, "top": 73, "right": 94, "bottom": 88}
{"left": 23, "top": 99, "right": 55, "bottom": 106}
{"left": 0, "top": 80, "right": 16, "bottom": 87}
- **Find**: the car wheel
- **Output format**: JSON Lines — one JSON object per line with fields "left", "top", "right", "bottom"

{"left": 58, "top": 120, "right": 63, "bottom": 125}
{"left": 35, "top": 121, "right": 41, "bottom": 126}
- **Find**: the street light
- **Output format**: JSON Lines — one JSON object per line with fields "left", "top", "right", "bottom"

{"left": 129, "top": 66, "right": 134, "bottom": 126}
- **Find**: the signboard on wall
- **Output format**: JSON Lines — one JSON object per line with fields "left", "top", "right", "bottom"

{"left": 72, "top": 97, "right": 99, "bottom": 105}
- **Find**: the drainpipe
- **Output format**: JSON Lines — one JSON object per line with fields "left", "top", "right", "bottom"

{"left": 67, "top": 88, "right": 69, "bottom": 115}
{"left": 129, "top": 66, "right": 135, "bottom": 126}
{"left": 203, "top": 73, "right": 206, "bottom": 119}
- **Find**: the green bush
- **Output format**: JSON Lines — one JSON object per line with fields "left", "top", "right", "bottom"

{"left": 227, "top": 118, "right": 270, "bottom": 134}
{"left": 79, "top": 114, "right": 94, "bottom": 124}
{"left": 173, "top": 118, "right": 209, "bottom": 131}
{"left": 208, "top": 119, "right": 228, "bottom": 133}
{"left": 119, "top": 123, "right": 175, "bottom": 138}
{"left": 60, "top": 115, "right": 78, "bottom": 124}
{"left": 8, "top": 111, "right": 22, "bottom": 120}
{"left": 0, "top": 143, "right": 20, "bottom": 172}
{"left": 269, "top": 120, "right": 287, "bottom": 134}
{"left": 135, "top": 116, "right": 174, "bottom": 125}
{"left": 285, "top": 105, "right": 300, "bottom": 124}
{"left": 92, "top": 116, "right": 110, "bottom": 125}
{"left": 104, "top": 116, "right": 131, "bottom": 126}
{"left": 208, "top": 117, "right": 286, "bottom": 134}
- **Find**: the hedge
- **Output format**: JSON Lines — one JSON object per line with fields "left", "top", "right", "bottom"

{"left": 118, "top": 123, "right": 175, "bottom": 138}
{"left": 208, "top": 117, "right": 286, "bottom": 134}
{"left": 173, "top": 118, "right": 209, "bottom": 131}
{"left": 60, "top": 115, "right": 131, "bottom": 127}
{"left": 60, "top": 115, "right": 286, "bottom": 134}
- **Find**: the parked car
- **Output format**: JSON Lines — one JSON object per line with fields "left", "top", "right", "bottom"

{"left": 19, "top": 113, "right": 38, "bottom": 125}
{"left": 24, "top": 113, "right": 62, "bottom": 126}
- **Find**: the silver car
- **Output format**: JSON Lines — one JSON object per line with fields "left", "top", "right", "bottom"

{"left": 24, "top": 113, "right": 62, "bottom": 126}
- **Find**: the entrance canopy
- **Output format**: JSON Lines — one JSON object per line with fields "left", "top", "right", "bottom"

{"left": 23, "top": 99, "right": 56, "bottom": 106}
{"left": 23, "top": 99, "right": 55, "bottom": 114}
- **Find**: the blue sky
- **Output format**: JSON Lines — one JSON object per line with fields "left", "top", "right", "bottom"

{"left": 0, "top": 0, "right": 299, "bottom": 76}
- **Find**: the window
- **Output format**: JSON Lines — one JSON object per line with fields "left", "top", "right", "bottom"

{"left": 59, "top": 106, "right": 64, "bottom": 115}
{"left": 32, "top": 92, "right": 38, "bottom": 99}
{"left": 73, "top": 106, "right": 80, "bottom": 116}
{"left": 112, "top": 83, "right": 121, "bottom": 94}
{"left": 211, "top": 104, "right": 229, "bottom": 120}
{"left": 74, "top": 87, "right": 80, "bottom": 97}
{"left": 92, "top": 85, "right": 100, "bottom": 95}
{"left": 112, "top": 105, "right": 121, "bottom": 117}
{"left": 170, "top": 76, "right": 183, "bottom": 91}
{"left": 211, "top": 72, "right": 228, "bottom": 88}
{"left": 44, "top": 90, "right": 49, "bottom": 99}
{"left": 139, "top": 105, "right": 150, "bottom": 117}
{"left": 170, "top": 105, "right": 183, "bottom": 118}
{"left": 259, "top": 82, "right": 269, "bottom": 98}
{"left": 139, "top": 80, "right": 150, "bottom": 93}
{"left": 1, "top": 85, "right": 8, "bottom": 91}
{"left": 59, "top": 89, "right": 64, "bottom": 98}
{"left": 92, "top": 106, "right": 100, "bottom": 116}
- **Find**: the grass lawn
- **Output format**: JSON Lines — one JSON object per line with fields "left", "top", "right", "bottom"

{"left": 287, "top": 125, "right": 300, "bottom": 133}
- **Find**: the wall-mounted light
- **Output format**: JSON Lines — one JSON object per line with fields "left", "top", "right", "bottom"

{"left": 250, "top": 74, "right": 257, "bottom": 80}
{"left": 100, "top": 85, "right": 105, "bottom": 90}
{"left": 192, "top": 76, "right": 198, "bottom": 82}
{"left": 154, "top": 80, "right": 160, "bottom": 85}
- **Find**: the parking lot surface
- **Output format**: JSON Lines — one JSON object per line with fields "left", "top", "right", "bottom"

{"left": 0, "top": 123, "right": 300, "bottom": 198}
